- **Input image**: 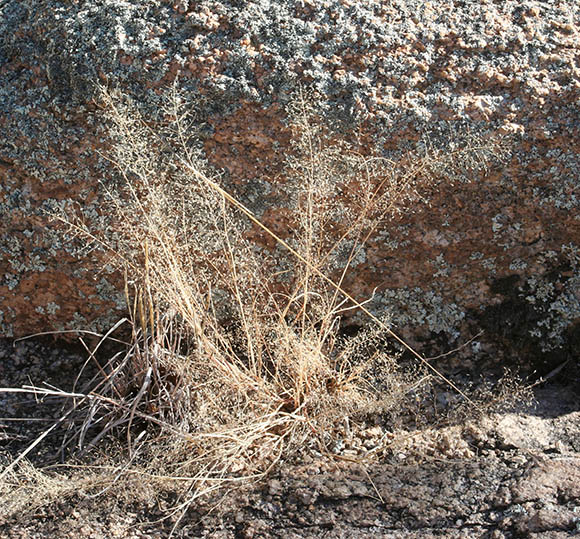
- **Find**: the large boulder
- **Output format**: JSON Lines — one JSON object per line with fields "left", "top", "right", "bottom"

{"left": 1, "top": 0, "right": 579, "bottom": 368}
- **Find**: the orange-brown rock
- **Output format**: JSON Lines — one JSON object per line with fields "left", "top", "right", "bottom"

{"left": 1, "top": 0, "right": 578, "bottom": 369}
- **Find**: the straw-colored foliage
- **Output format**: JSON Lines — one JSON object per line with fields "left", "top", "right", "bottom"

{"left": 0, "top": 87, "right": 513, "bottom": 526}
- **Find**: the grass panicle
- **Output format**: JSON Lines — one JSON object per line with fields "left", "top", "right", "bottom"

{"left": 0, "top": 86, "right": 513, "bottom": 528}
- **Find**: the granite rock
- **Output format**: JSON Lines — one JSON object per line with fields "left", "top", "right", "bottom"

{"left": 1, "top": 0, "right": 579, "bottom": 368}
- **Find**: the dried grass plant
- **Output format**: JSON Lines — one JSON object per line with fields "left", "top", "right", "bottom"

{"left": 0, "top": 86, "right": 510, "bottom": 528}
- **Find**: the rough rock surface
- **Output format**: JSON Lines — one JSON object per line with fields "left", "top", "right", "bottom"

{"left": 5, "top": 457, "right": 580, "bottom": 537}
{"left": 1, "top": 1, "right": 579, "bottom": 366}
{"left": 1, "top": 338, "right": 579, "bottom": 537}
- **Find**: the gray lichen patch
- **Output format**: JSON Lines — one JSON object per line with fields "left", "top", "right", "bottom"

{"left": 521, "top": 244, "right": 580, "bottom": 351}
{"left": 372, "top": 287, "right": 466, "bottom": 340}
{"left": 95, "top": 277, "right": 126, "bottom": 311}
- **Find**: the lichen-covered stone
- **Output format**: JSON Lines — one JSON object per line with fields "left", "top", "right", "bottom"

{"left": 1, "top": 0, "right": 578, "bottom": 367}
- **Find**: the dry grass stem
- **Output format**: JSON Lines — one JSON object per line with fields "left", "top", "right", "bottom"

{"left": 1, "top": 86, "right": 512, "bottom": 525}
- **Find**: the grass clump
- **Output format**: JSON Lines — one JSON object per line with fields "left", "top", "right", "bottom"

{"left": 1, "top": 87, "right": 510, "bottom": 526}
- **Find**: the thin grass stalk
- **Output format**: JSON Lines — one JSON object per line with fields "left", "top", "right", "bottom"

{"left": 175, "top": 156, "right": 475, "bottom": 406}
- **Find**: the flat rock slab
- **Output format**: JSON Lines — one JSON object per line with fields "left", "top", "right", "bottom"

{"left": 2, "top": 451, "right": 579, "bottom": 537}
